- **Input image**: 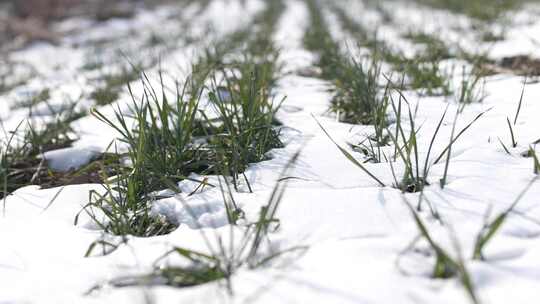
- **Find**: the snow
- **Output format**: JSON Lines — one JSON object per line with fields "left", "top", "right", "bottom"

{"left": 1, "top": 0, "right": 540, "bottom": 303}
{"left": 42, "top": 147, "right": 101, "bottom": 172}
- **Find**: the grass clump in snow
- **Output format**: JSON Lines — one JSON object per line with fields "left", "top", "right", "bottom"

{"left": 185, "top": 0, "right": 284, "bottom": 82}
{"left": 1, "top": 127, "right": 24, "bottom": 200}
{"left": 339, "top": 8, "right": 488, "bottom": 97}
{"left": 90, "top": 64, "right": 142, "bottom": 106}
{"left": 92, "top": 152, "right": 305, "bottom": 291}
{"left": 400, "top": 177, "right": 537, "bottom": 304}
{"left": 93, "top": 75, "right": 209, "bottom": 196}
{"left": 387, "top": 52, "right": 453, "bottom": 97}
{"left": 206, "top": 63, "right": 284, "bottom": 192}
{"left": 303, "top": 0, "right": 342, "bottom": 80}
{"left": 246, "top": 0, "right": 285, "bottom": 59}
{"left": 84, "top": 75, "right": 210, "bottom": 237}
{"left": 24, "top": 102, "right": 84, "bottom": 153}
{"left": 203, "top": 0, "right": 285, "bottom": 190}
{"left": 331, "top": 4, "right": 453, "bottom": 97}
{"left": 472, "top": 177, "right": 537, "bottom": 260}
{"left": 401, "top": 196, "right": 480, "bottom": 304}
{"left": 304, "top": 0, "right": 389, "bottom": 125}
{"left": 330, "top": 56, "right": 389, "bottom": 125}
{"left": 399, "top": 31, "right": 488, "bottom": 105}
{"left": 347, "top": 81, "right": 392, "bottom": 164}
{"left": 156, "top": 157, "right": 300, "bottom": 290}
{"left": 316, "top": 82, "right": 487, "bottom": 194}
{"left": 386, "top": 90, "right": 488, "bottom": 194}
{"left": 402, "top": 30, "right": 454, "bottom": 63}
{"left": 77, "top": 161, "right": 179, "bottom": 238}
{"left": 0, "top": 103, "right": 87, "bottom": 199}
{"left": 82, "top": 0, "right": 286, "bottom": 236}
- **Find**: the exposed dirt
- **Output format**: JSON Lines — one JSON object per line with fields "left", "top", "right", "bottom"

{"left": 11, "top": 0, "right": 137, "bottom": 21}
{"left": 0, "top": 0, "right": 137, "bottom": 50}
{"left": 39, "top": 154, "right": 119, "bottom": 189}
{"left": 482, "top": 55, "right": 540, "bottom": 76}
{"left": 499, "top": 55, "right": 540, "bottom": 76}
{"left": 1, "top": 152, "right": 119, "bottom": 199}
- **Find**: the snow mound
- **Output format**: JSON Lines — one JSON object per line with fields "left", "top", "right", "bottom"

{"left": 42, "top": 147, "right": 101, "bottom": 172}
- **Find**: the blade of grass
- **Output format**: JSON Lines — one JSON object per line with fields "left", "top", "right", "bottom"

{"left": 313, "top": 115, "right": 386, "bottom": 187}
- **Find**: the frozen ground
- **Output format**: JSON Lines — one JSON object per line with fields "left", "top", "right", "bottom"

{"left": 2, "top": 0, "right": 540, "bottom": 303}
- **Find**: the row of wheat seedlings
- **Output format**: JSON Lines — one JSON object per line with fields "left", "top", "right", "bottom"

{"left": 79, "top": 0, "right": 306, "bottom": 293}
{"left": 304, "top": 1, "right": 540, "bottom": 304}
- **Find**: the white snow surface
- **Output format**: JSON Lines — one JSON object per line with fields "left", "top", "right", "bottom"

{"left": 42, "top": 147, "right": 102, "bottom": 172}
{"left": 2, "top": 0, "right": 540, "bottom": 303}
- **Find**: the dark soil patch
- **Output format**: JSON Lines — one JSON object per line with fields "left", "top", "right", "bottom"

{"left": 41, "top": 153, "right": 120, "bottom": 189}
{"left": 499, "top": 55, "right": 540, "bottom": 76}
{"left": 1, "top": 152, "right": 119, "bottom": 199}
{"left": 482, "top": 55, "right": 540, "bottom": 76}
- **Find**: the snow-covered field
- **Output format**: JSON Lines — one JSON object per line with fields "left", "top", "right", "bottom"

{"left": 2, "top": 0, "right": 540, "bottom": 303}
